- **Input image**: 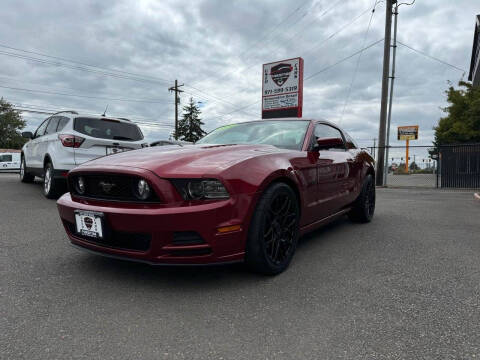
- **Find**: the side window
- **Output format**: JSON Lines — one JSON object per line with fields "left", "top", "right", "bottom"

{"left": 313, "top": 124, "right": 345, "bottom": 150}
{"left": 34, "top": 118, "right": 50, "bottom": 138}
{"left": 45, "top": 116, "right": 60, "bottom": 135}
{"left": 56, "top": 117, "right": 69, "bottom": 132}
{"left": 0, "top": 154, "right": 13, "bottom": 162}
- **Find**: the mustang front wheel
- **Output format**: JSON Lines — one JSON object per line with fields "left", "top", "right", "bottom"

{"left": 246, "top": 182, "right": 300, "bottom": 275}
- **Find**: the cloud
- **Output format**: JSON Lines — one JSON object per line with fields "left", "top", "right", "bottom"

{"left": 0, "top": 0, "right": 475, "bottom": 147}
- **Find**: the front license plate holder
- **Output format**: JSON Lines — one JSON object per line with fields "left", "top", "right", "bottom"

{"left": 74, "top": 210, "right": 105, "bottom": 239}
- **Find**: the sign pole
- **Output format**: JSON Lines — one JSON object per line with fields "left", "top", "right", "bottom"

{"left": 405, "top": 138, "right": 409, "bottom": 172}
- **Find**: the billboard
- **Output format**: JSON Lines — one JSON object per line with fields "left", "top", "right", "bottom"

{"left": 397, "top": 125, "right": 419, "bottom": 140}
{"left": 262, "top": 57, "right": 303, "bottom": 119}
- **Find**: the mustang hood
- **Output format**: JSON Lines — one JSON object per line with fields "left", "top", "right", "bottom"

{"left": 78, "top": 144, "right": 283, "bottom": 177}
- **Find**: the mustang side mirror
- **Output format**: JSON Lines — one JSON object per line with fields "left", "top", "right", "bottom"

{"left": 22, "top": 131, "right": 34, "bottom": 139}
{"left": 312, "top": 137, "right": 344, "bottom": 151}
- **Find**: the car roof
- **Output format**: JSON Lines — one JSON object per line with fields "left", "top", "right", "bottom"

{"left": 53, "top": 112, "right": 133, "bottom": 124}
{"left": 221, "top": 118, "right": 340, "bottom": 129}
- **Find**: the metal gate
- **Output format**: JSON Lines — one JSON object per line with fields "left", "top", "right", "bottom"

{"left": 439, "top": 144, "right": 480, "bottom": 189}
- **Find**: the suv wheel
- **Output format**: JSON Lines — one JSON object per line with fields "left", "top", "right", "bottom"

{"left": 43, "top": 162, "right": 61, "bottom": 199}
{"left": 20, "top": 156, "right": 35, "bottom": 183}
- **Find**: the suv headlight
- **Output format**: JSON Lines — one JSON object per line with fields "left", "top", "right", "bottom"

{"left": 171, "top": 179, "right": 229, "bottom": 200}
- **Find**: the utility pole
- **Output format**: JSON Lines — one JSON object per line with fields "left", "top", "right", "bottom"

{"left": 384, "top": 1, "right": 398, "bottom": 185}
{"left": 168, "top": 80, "right": 184, "bottom": 139}
{"left": 373, "top": 138, "right": 377, "bottom": 160}
{"left": 376, "top": 0, "right": 393, "bottom": 186}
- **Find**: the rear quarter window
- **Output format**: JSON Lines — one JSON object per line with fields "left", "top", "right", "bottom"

{"left": 74, "top": 117, "right": 143, "bottom": 141}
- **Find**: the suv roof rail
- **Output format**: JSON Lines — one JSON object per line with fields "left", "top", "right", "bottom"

{"left": 52, "top": 110, "right": 78, "bottom": 115}
{"left": 117, "top": 117, "right": 131, "bottom": 122}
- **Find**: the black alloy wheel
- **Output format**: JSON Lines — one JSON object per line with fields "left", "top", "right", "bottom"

{"left": 348, "top": 174, "right": 375, "bottom": 223}
{"left": 246, "top": 182, "right": 300, "bottom": 275}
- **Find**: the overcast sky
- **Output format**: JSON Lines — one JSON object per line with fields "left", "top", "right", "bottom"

{"left": 0, "top": 0, "right": 477, "bottom": 159}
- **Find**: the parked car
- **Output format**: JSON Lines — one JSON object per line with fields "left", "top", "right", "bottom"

{"left": 0, "top": 151, "right": 20, "bottom": 172}
{"left": 57, "top": 118, "right": 375, "bottom": 275}
{"left": 20, "top": 111, "right": 147, "bottom": 198}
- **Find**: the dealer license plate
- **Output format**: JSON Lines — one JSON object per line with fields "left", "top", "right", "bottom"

{"left": 74, "top": 210, "right": 104, "bottom": 239}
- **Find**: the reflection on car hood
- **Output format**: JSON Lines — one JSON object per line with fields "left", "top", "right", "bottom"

{"left": 78, "top": 144, "right": 284, "bottom": 177}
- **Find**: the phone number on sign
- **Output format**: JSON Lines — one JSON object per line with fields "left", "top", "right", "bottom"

{"left": 264, "top": 86, "right": 297, "bottom": 96}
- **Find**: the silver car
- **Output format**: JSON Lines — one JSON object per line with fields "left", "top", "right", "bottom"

{"left": 20, "top": 111, "right": 147, "bottom": 198}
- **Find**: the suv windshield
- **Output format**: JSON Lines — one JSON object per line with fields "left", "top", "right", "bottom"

{"left": 196, "top": 120, "right": 310, "bottom": 150}
{"left": 74, "top": 117, "right": 143, "bottom": 141}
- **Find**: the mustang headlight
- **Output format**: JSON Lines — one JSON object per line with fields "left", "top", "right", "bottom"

{"left": 172, "top": 179, "right": 229, "bottom": 200}
{"left": 134, "top": 178, "right": 151, "bottom": 200}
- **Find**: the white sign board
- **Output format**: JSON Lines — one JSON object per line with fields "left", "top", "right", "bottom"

{"left": 262, "top": 57, "right": 303, "bottom": 118}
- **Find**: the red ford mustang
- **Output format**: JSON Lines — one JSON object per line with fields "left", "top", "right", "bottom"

{"left": 57, "top": 119, "right": 375, "bottom": 274}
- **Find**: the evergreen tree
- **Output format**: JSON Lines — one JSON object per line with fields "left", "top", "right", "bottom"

{"left": 0, "top": 98, "right": 27, "bottom": 149}
{"left": 176, "top": 97, "right": 206, "bottom": 142}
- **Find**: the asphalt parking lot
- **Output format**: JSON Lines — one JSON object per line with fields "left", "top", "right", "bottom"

{"left": 1, "top": 173, "right": 479, "bottom": 359}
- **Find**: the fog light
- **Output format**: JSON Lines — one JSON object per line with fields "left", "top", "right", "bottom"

{"left": 135, "top": 179, "right": 151, "bottom": 200}
{"left": 76, "top": 177, "right": 86, "bottom": 194}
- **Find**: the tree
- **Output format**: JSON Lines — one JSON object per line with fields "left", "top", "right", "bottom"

{"left": 175, "top": 98, "right": 206, "bottom": 142}
{"left": 0, "top": 98, "right": 27, "bottom": 149}
{"left": 409, "top": 161, "right": 419, "bottom": 171}
{"left": 434, "top": 80, "right": 480, "bottom": 145}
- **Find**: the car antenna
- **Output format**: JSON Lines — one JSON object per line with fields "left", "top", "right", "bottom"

{"left": 102, "top": 104, "right": 109, "bottom": 117}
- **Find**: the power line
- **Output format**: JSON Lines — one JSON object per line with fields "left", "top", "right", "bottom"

{"left": 304, "top": 38, "right": 384, "bottom": 81}
{"left": 0, "top": 45, "right": 259, "bottom": 116}
{"left": 14, "top": 106, "right": 174, "bottom": 129}
{"left": 396, "top": 40, "right": 466, "bottom": 73}
{"left": 0, "top": 84, "right": 174, "bottom": 104}
{"left": 340, "top": 0, "right": 379, "bottom": 122}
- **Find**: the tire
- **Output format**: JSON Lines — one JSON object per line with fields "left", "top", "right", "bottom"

{"left": 348, "top": 174, "right": 375, "bottom": 223}
{"left": 245, "top": 182, "right": 300, "bottom": 275}
{"left": 19, "top": 156, "right": 35, "bottom": 183}
{"left": 43, "top": 162, "right": 62, "bottom": 199}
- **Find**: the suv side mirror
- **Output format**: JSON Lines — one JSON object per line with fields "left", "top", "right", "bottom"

{"left": 22, "top": 131, "right": 34, "bottom": 139}
{"left": 313, "top": 137, "right": 344, "bottom": 151}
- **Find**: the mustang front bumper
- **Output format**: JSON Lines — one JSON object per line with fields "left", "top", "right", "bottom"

{"left": 57, "top": 193, "right": 253, "bottom": 265}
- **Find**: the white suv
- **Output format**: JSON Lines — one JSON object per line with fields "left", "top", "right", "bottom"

{"left": 20, "top": 111, "right": 147, "bottom": 198}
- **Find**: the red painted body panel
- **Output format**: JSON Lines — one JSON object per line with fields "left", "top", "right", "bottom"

{"left": 56, "top": 119, "right": 375, "bottom": 265}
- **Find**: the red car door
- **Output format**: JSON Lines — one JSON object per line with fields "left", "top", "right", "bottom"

{"left": 312, "top": 123, "right": 350, "bottom": 218}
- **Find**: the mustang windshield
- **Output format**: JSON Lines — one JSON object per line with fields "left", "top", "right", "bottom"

{"left": 197, "top": 120, "right": 310, "bottom": 150}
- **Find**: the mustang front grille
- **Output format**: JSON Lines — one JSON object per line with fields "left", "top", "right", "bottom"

{"left": 68, "top": 174, "right": 161, "bottom": 203}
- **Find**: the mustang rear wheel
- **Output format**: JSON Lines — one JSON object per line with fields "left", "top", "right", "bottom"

{"left": 246, "top": 182, "right": 300, "bottom": 275}
{"left": 348, "top": 174, "right": 375, "bottom": 223}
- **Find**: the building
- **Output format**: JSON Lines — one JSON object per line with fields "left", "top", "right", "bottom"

{"left": 468, "top": 15, "right": 480, "bottom": 86}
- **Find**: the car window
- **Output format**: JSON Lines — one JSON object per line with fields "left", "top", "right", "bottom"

{"left": 56, "top": 117, "right": 70, "bottom": 132}
{"left": 74, "top": 117, "right": 143, "bottom": 141}
{"left": 45, "top": 116, "right": 60, "bottom": 135}
{"left": 197, "top": 120, "right": 310, "bottom": 151}
{"left": 313, "top": 124, "right": 345, "bottom": 150}
{"left": 35, "top": 118, "right": 50, "bottom": 138}
{"left": 0, "top": 154, "right": 13, "bottom": 162}
{"left": 344, "top": 132, "right": 358, "bottom": 149}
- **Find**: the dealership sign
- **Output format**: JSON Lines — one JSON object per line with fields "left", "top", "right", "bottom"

{"left": 262, "top": 57, "right": 304, "bottom": 119}
{"left": 397, "top": 125, "right": 419, "bottom": 140}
